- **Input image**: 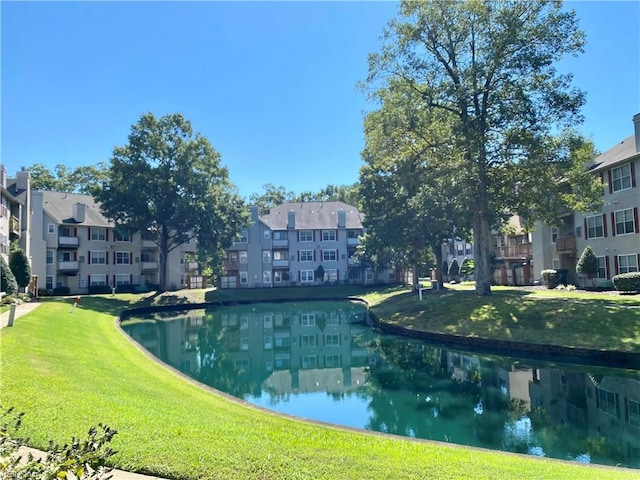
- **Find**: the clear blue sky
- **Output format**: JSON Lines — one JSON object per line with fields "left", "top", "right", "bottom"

{"left": 1, "top": 1, "right": 639, "bottom": 200}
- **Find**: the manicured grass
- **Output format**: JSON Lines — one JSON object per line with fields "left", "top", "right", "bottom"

{"left": 1, "top": 289, "right": 639, "bottom": 479}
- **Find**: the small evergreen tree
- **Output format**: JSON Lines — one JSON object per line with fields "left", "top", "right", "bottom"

{"left": 460, "top": 258, "right": 475, "bottom": 279}
{"left": 9, "top": 245, "right": 31, "bottom": 291}
{"left": 448, "top": 259, "right": 460, "bottom": 282}
{"left": 576, "top": 245, "right": 599, "bottom": 288}
{"left": 1, "top": 255, "right": 18, "bottom": 295}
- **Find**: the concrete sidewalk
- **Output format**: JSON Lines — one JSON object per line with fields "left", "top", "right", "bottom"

{"left": 3, "top": 302, "right": 169, "bottom": 479}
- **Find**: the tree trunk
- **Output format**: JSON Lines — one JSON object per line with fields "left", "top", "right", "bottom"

{"left": 431, "top": 240, "right": 444, "bottom": 290}
{"left": 473, "top": 214, "right": 493, "bottom": 296}
{"left": 159, "top": 227, "right": 170, "bottom": 292}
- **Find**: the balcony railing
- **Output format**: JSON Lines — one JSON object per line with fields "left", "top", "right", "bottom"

{"left": 272, "top": 239, "right": 288, "bottom": 247}
{"left": 9, "top": 215, "right": 20, "bottom": 236}
{"left": 141, "top": 261, "right": 158, "bottom": 271}
{"left": 142, "top": 239, "right": 156, "bottom": 249}
{"left": 224, "top": 259, "right": 239, "bottom": 271}
{"left": 185, "top": 262, "right": 199, "bottom": 271}
{"left": 347, "top": 237, "right": 360, "bottom": 246}
{"left": 58, "top": 236, "right": 79, "bottom": 248}
{"left": 556, "top": 236, "right": 576, "bottom": 256}
{"left": 494, "top": 245, "right": 531, "bottom": 259}
{"left": 58, "top": 261, "right": 79, "bottom": 271}
{"left": 273, "top": 259, "right": 289, "bottom": 268}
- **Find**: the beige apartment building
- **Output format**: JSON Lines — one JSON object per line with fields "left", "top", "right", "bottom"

{"left": 532, "top": 114, "right": 640, "bottom": 286}
{"left": 1, "top": 166, "right": 197, "bottom": 295}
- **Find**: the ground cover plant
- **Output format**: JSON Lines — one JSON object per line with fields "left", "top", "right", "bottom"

{"left": 1, "top": 287, "right": 639, "bottom": 479}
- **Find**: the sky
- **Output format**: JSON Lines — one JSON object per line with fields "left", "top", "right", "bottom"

{"left": 1, "top": 1, "right": 639, "bottom": 200}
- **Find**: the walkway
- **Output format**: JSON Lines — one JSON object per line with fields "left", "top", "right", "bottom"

{"left": 2, "top": 302, "right": 168, "bottom": 480}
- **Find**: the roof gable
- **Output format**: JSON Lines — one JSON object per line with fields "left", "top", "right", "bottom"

{"left": 260, "top": 201, "right": 364, "bottom": 230}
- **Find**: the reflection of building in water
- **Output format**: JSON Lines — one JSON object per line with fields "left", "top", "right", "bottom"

{"left": 530, "top": 368, "right": 640, "bottom": 464}
{"left": 214, "top": 303, "right": 375, "bottom": 393}
{"left": 124, "top": 311, "right": 205, "bottom": 375}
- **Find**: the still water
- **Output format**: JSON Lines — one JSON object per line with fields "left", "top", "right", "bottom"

{"left": 121, "top": 300, "right": 640, "bottom": 469}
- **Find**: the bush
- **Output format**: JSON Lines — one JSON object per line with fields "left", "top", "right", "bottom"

{"left": 541, "top": 269, "right": 559, "bottom": 289}
{"left": 460, "top": 258, "right": 475, "bottom": 278}
{"left": 0, "top": 255, "right": 18, "bottom": 295}
{"left": 88, "top": 285, "right": 112, "bottom": 294}
{"left": 612, "top": 272, "right": 640, "bottom": 293}
{"left": 52, "top": 286, "right": 71, "bottom": 296}
{"left": 0, "top": 406, "right": 117, "bottom": 479}
{"left": 9, "top": 246, "right": 31, "bottom": 290}
{"left": 37, "top": 288, "right": 51, "bottom": 297}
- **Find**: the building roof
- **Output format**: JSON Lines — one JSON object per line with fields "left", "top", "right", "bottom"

{"left": 261, "top": 201, "right": 364, "bottom": 230}
{"left": 40, "top": 190, "right": 112, "bottom": 226}
{"left": 591, "top": 134, "right": 639, "bottom": 172}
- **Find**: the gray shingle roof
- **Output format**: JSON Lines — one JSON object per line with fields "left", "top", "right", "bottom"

{"left": 261, "top": 201, "right": 364, "bottom": 230}
{"left": 41, "top": 191, "right": 112, "bottom": 226}
{"left": 591, "top": 134, "right": 639, "bottom": 172}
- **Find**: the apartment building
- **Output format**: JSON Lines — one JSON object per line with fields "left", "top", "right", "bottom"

{"left": 0, "top": 166, "right": 26, "bottom": 261}
{"left": 532, "top": 114, "right": 640, "bottom": 286}
{"left": 220, "top": 201, "right": 398, "bottom": 288}
{"left": 1, "top": 167, "right": 197, "bottom": 294}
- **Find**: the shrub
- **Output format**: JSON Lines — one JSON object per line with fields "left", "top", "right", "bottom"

{"left": 612, "top": 272, "right": 640, "bottom": 293}
{"left": 576, "top": 246, "right": 598, "bottom": 286}
{"left": 460, "top": 258, "right": 475, "bottom": 278}
{"left": 0, "top": 255, "right": 18, "bottom": 295}
{"left": 88, "top": 285, "right": 112, "bottom": 294}
{"left": 9, "top": 246, "right": 31, "bottom": 290}
{"left": 541, "top": 269, "right": 559, "bottom": 289}
{"left": 0, "top": 406, "right": 117, "bottom": 479}
{"left": 37, "top": 288, "right": 51, "bottom": 297}
{"left": 52, "top": 286, "right": 71, "bottom": 296}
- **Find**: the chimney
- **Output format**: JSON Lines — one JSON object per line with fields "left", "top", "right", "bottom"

{"left": 250, "top": 205, "right": 259, "bottom": 223}
{"left": 634, "top": 113, "right": 640, "bottom": 153}
{"left": 0, "top": 165, "right": 6, "bottom": 189}
{"left": 287, "top": 210, "right": 295, "bottom": 229}
{"left": 73, "top": 203, "right": 86, "bottom": 223}
{"left": 16, "top": 169, "right": 30, "bottom": 193}
{"left": 337, "top": 209, "right": 346, "bottom": 228}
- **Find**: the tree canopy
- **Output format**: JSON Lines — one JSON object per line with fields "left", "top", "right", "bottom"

{"left": 363, "top": 0, "right": 602, "bottom": 295}
{"left": 94, "top": 112, "right": 248, "bottom": 291}
{"left": 27, "top": 163, "right": 108, "bottom": 195}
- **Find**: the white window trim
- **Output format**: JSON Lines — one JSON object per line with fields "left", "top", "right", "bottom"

{"left": 300, "top": 250, "right": 313, "bottom": 262}
{"left": 614, "top": 208, "right": 635, "bottom": 235}
{"left": 586, "top": 215, "right": 604, "bottom": 239}
{"left": 300, "top": 270, "right": 314, "bottom": 283}
{"left": 612, "top": 164, "right": 632, "bottom": 192}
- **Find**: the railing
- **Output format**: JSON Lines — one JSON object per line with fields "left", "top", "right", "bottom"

{"left": 347, "top": 237, "right": 360, "bottom": 246}
{"left": 273, "top": 259, "right": 289, "bottom": 268}
{"left": 58, "top": 261, "right": 79, "bottom": 271}
{"left": 556, "top": 236, "right": 576, "bottom": 255}
{"left": 58, "top": 236, "right": 79, "bottom": 248}
{"left": 185, "top": 262, "right": 199, "bottom": 271}
{"left": 9, "top": 215, "right": 20, "bottom": 236}
{"left": 272, "top": 239, "right": 288, "bottom": 247}
{"left": 141, "top": 261, "right": 158, "bottom": 271}
{"left": 494, "top": 245, "right": 531, "bottom": 258}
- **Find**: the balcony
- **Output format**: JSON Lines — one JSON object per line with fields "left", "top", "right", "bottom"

{"left": 142, "top": 239, "right": 157, "bottom": 249}
{"left": 273, "top": 259, "right": 289, "bottom": 268}
{"left": 347, "top": 237, "right": 360, "bottom": 246}
{"left": 556, "top": 236, "right": 576, "bottom": 256}
{"left": 9, "top": 215, "right": 20, "bottom": 237}
{"left": 185, "top": 261, "right": 199, "bottom": 271}
{"left": 273, "top": 239, "right": 288, "bottom": 247}
{"left": 224, "top": 259, "right": 239, "bottom": 271}
{"left": 494, "top": 245, "right": 531, "bottom": 259}
{"left": 141, "top": 261, "right": 159, "bottom": 271}
{"left": 58, "top": 236, "right": 79, "bottom": 248}
{"left": 58, "top": 261, "right": 79, "bottom": 272}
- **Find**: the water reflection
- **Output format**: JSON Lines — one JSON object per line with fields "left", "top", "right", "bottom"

{"left": 121, "top": 301, "right": 640, "bottom": 469}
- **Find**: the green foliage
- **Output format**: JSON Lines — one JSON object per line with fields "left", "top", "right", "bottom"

{"left": 27, "top": 162, "right": 109, "bottom": 195}
{"left": 364, "top": 0, "right": 601, "bottom": 296}
{"left": 9, "top": 245, "right": 31, "bottom": 289}
{"left": 612, "top": 272, "right": 640, "bottom": 293}
{"left": 0, "top": 406, "right": 117, "bottom": 479}
{"left": 576, "top": 245, "right": 599, "bottom": 278}
{"left": 94, "top": 112, "right": 249, "bottom": 291}
{"left": 541, "top": 269, "right": 559, "bottom": 289}
{"left": 459, "top": 258, "right": 474, "bottom": 277}
{"left": 0, "top": 255, "right": 18, "bottom": 295}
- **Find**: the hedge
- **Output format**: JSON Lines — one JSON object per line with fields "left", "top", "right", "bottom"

{"left": 612, "top": 272, "right": 640, "bottom": 292}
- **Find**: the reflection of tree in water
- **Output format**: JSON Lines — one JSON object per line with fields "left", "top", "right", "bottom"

{"left": 192, "top": 321, "right": 258, "bottom": 398}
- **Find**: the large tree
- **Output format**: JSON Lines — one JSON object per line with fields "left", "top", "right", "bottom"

{"left": 27, "top": 162, "right": 108, "bottom": 195}
{"left": 365, "top": 0, "right": 602, "bottom": 295}
{"left": 95, "top": 113, "right": 248, "bottom": 291}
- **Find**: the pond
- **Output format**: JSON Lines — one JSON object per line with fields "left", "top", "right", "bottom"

{"left": 121, "top": 300, "right": 640, "bottom": 470}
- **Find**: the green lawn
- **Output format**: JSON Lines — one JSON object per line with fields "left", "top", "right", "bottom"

{"left": 1, "top": 287, "right": 639, "bottom": 479}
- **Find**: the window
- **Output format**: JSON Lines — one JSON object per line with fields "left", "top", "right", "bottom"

{"left": 611, "top": 164, "right": 632, "bottom": 192}
{"left": 273, "top": 231, "right": 287, "bottom": 240}
{"left": 240, "top": 272, "right": 248, "bottom": 284}
{"left": 263, "top": 315, "right": 272, "bottom": 329}
{"left": 327, "top": 312, "right": 339, "bottom": 326}
{"left": 618, "top": 254, "right": 638, "bottom": 274}
{"left": 322, "top": 249, "right": 337, "bottom": 261}
{"left": 115, "top": 231, "right": 130, "bottom": 242}
{"left": 551, "top": 227, "right": 558, "bottom": 243}
{"left": 90, "top": 274, "right": 107, "bottom": 286}
{"left": 238, "top": 230, "right": 248, "bottom": 243}
{"left": 597, "top": 388, "right": 618, "bottom": 416}
{"left": 299, "top": 230, "right": 313, "bottom": 242}
{"left": 300, "top": 270, "right": 314, "bottom": 283}
{"left": 116, "top": 274, "right": 130, "bottom": 286}
{"left": 301, "top": 313, "right": 316, "bottom": 326}
{"left": 614, "top": 209, "right": 635, "bottom": 235}
{"left": 365, "top": 269, "right": 374, "bottom": 281}
{"left": 239, "top": 251, "right": 248, "bottom": 264}
{"left": 263, "top": 271, "right": 271, "bottom": 284}
{"left": 47, "top": 224, "right": 55, "bottom": 234}
{"left": 91, "top": 227, "right": 106, "bottom": 241}
{"left": 301, "top": 335, "right": 317, "bottom": 347}
{"left": 46, "top": 276, "right": 53, "bottom": 289}
{"left": 273, "top": 270, "right": 283, "bottom": 283}
{"left": 116, "top": 251, "right": 131, "bottom": 264}
{"left": 322, "top": 230, "right": 336, "bottom": 241}
{"left": 552, "top": 258, "right": 560, "bottom": 269}
{"left": 46, "top": 249, "right": 54, "bottom": 264}
{"left": 323, "top": 269, "right": 337, "bottom": 282}
{"left": 629, "top": 399, "right": 640, "bottom": 426}
{"left": 263, "top": 251, "right": 271, "bottom": 263}
{"left": 596, "top": 256, "right": 607, "bottom": 279}
{"left": 263, "top": 230, "right": 271, "bottom": 239}
{"left": 325, "top": 334, "right": 340, "bottom": 347}
{"left": 301, "top": 355, "right": 317, "bottom": 369}
{"left": 273, "top": 251, "right": 287, "bottom": 261}
{"left": 91, "top": 251, "right": 106, "bottom": 265}
{"left": 586, "top": 215, "right": 604, "bottom": 239}
{"left": 300, "top": 250, "right": 313, "bottom": 262}
{"left": 325, "top": 354, "right": 341, "bottom": 368}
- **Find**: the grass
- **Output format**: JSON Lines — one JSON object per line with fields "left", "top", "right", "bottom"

{"left": 1, "top": 286, "right": 639, "bottom": 479}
